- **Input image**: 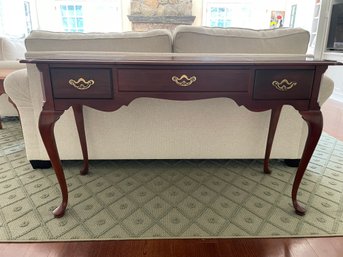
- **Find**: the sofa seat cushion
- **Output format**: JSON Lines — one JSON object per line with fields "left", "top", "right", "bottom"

{"left": 173, "top": 25, "right": 310, "bottom": 54}
{"left": 25, "top": 30, "right": 173, "bottom": 53}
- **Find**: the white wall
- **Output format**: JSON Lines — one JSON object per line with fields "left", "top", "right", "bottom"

{"left": 121, "top": 0, "right": 131, "bottom": 31}
{"left": 192, "top": 0, "right": 203, "bottom": 26}
{"left": 284, "top": 0, "right": 315, "bottom": 31}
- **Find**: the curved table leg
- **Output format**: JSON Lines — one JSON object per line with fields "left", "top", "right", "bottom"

{"left": 39, "top": 110, "right": 67, "bottom": 218}
{"left": 264, "top": 106, "right": 282, "bottom": 174}
{"left": 72, "top": 105, "right": 89, "bottom": 175}
{"left": 292, "top": 110, "right": 323, "bottom": 215}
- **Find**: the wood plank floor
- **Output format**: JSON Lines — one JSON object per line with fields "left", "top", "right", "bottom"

{"left": 1, "top": 98, "right": 343, "bottom": 257}
{"left": 2, "top": 237, "right": 343, "bottom": 257}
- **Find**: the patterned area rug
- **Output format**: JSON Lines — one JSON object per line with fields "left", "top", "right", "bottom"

{"left": 0, "top": 118, "right": 343, "bottom": 241}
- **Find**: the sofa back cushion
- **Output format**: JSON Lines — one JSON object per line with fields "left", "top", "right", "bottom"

{"left": 25, "top": 29, "right": 173, "bottom": 53}
{"left": 0, "top": 37, "right": 26, "bottom": 60}
{"left": 173, "top": 25, "right": 310, "bottom": 54}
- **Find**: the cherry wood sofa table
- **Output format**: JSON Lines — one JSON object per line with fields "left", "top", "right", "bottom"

{"left": 23, "top": 55, "right": 338, "bottom": 218}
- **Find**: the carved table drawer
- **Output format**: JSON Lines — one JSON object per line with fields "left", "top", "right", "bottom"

{"left": 50, "top": 68, "right": 113, "bottom": 99}
{"left": 253, "top": 69, "right": 315, "bottom": 100}
{"left": 117, "top": 69, "right": 251, "bottom": 92}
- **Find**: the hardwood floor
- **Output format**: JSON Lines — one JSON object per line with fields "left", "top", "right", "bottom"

{"left": 1, "top": 98, "right": 343, "bottom": 257}
{"left": 2, "top": 237, "right": 343, "bottom": 257}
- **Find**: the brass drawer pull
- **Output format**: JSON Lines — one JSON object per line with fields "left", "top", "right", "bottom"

{"left": 272, "top": 79, "right": 297, "bottom": 92}
{"left": 172, "top": 75, "right": 196, "bottom": 87}
{"left": 69, "top": 78, "right": 95, "bottom": 90}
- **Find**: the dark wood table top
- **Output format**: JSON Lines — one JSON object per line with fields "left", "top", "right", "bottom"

{"left": 22, "top": 54, "right": 339, "bottom": 66}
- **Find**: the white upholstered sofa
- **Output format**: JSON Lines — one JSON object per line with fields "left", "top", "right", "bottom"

{"left": 0, "top": 36, "right": 26, "bottom": 117}
{"left": 4, "top": 26, "right": 334, "bottom": 167}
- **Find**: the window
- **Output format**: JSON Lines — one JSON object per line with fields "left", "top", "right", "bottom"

{"left": 60, "top": 4, "right": 84, "bottom": 32}
{"left": 54, "top": 0, "right": 121, "bottom": 32}
{"left": 203, "top": 1, "right": 252, "bottom": 28}
{"left": 208, "top": 6, "right": 232, "bottom": 27}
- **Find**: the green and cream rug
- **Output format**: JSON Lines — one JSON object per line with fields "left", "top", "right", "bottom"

{"left": 0, "top": 118, "right": 343, "bottom": 241}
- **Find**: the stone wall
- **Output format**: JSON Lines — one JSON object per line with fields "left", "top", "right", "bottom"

{"left": 128, "top": 0, "right": 195, "bottom": 31}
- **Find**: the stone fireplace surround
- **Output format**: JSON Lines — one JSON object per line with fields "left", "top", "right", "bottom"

{"left": 128, "top": 0, "right": 195, "bottom": 31}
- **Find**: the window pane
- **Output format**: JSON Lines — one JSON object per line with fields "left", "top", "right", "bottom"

{"left": 62, "top": 17, "right": 68, "bottom": 27}
{"left": 60, "top": 5, "right": 66, "bottom": 16}
{"left": 77, "top": 18, "right": 83, "bottom": 28}
{"left": 67, "top": 5, "right": 75, "bottom": 16}
{"left": 75, "top": 5, "right": 82, "bottom": 16}
{"left": 211, "top": 7, "right": 217, "bottom": 14}
{"left": 224, "top": 20, "right": 231, "bottom": 27}
{"left": 69, "top": 18, "right": 76, "bottom": 28}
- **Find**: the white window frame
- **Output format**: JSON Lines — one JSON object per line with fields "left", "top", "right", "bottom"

{"left": 24, "top": 1, "right": 33, "bottom": 34}
{"left": 289, "top": 4, "right": 297, "bottom": 28}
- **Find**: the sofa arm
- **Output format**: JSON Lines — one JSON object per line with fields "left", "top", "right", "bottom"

{"left": 318, "top": 74, "right": 334, "bottom": 106}
{"left": 0, "top": 60, "right": 26, "bottom": 77}
{"left": 4, "top": 69, "right": 32, "bottom": 108}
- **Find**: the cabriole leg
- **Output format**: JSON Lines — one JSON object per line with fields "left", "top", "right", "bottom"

{"left": 72, "top": 105, "right": 89, "bottom": 175}
{"left": 39, "top": 110, "right": 67, "bottom": 218}
{"left": 264, "top": 106, "right": 282, "bottom": 174}
{"left": 292, "top": 110, "right": 323, "bottom": 215}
